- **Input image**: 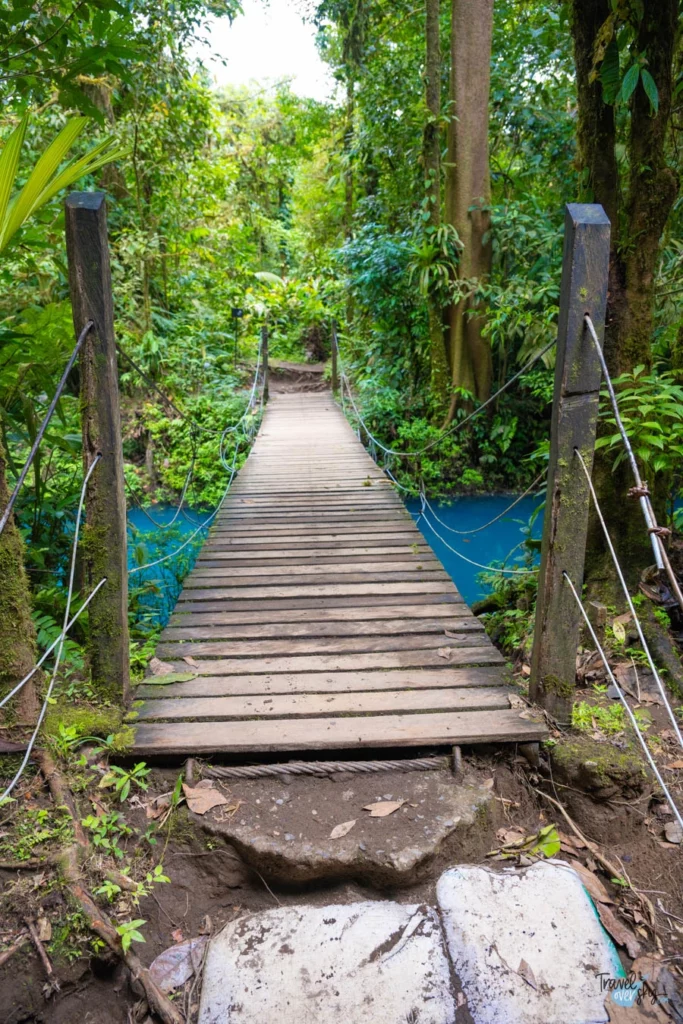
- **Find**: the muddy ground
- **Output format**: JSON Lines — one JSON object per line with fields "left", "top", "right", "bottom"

{"left": 2, "top": 741, "right": 682, "bottom": 1024}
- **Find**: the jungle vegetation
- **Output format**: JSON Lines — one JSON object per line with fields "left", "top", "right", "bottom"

{"left": 0, "top": 0, "right": 682, "bottom": 713}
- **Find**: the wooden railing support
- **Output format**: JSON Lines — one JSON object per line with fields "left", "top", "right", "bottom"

{"left": 65, "top": 192, "right": 130, "bottom": 705}
{"left": 261, "top": 325, "right": 269, "bottom": 403}
{"left": 331, "top": 321, "right": 339, "bottom": 394}
{"left": 529, "top": 203, "right": 610, "bottom": 726}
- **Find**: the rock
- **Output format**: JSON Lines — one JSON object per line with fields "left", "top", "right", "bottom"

{"left": 436, "top": 861, "right": 623, "bottom": 1024}
{"left": 195, "top": 772, "right": 493, "bottom": 887}
{"left": 198, "top": 902, "right": 454, "bottom": 1024}
{"left": 550, "top": 736, "right": 648, "bottom": 802}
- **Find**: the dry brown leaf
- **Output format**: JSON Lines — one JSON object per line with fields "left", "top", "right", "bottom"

{"left": 182, "top": 783, "right": 229, "bottom": 816}
{"left": 517, "top": 959, "right": 537, "bottom": 990}
{"left": 665, "top": 760, "right": 683, "bottom": 770}
{"left": 596, "top": 902, "right": 641, "bottom": 959}
{"left": 363, "top": 800, "right": 405, "bottom": 818}
{"left": 36, "top": 916, "right": 51, "bottom": 942}
{"left": 569, "top": 860, "right": 614, "bottom": 904}
{"left": 149, "top": 936, "right": 208, "bottom": 994}
{"left": 149, "top": 656, "right": 174, "bottom": 676}
{"left": 145, "top": 793, "right": 174, "bottom": 820}
{"left": 497, "top": 827, "right": 526, "bottom": 846}
{"left": 482, "top": 778, "right": 495, "bottom": 790}
{"left": 171, "top": 928, "right": 184, "bottom": 944}
{"left": 329, "top": 819, "right": 356, "bottom": 839}
{"left": 183, "top": 656, "right": 201, "bottom": 667}
{"left": 557, "top": 830, "right": 586, "bottom": 850}
{"left": 437, "top": 647, "right": 452, "bottom": 661}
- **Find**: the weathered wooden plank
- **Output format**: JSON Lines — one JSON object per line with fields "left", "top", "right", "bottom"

{"left": 132, "top": 709, "right": 546, "bottom": 755}
{"left": 137, "top": 667, "right": 504, "bottom": 699}
{"left": 149, "top": 646, "right": 504, "bottom": 675}
{"left": 173, "top": 592, "right": 464, "bottom": 613}
{"left": 156, "top": 631, "right": 488, "bottom": 659}
{"left": 175, "top": 581, "right": 457, "bottom": 602}
{"left": 136, "top": 687, "right": 512, "bottom": 721}
{"left": 187, "top": 559, "right": 442, "bottom": 581}
{"left": 162, "top": 615, "right": 480, "bottom": 640}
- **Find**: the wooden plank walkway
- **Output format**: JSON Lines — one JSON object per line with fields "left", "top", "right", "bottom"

{"left": 132, "top": 392, "right": 546, "bottom": 756}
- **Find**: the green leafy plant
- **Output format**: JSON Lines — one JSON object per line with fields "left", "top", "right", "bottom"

{"left": 81, "top": 812, "right": 133, "bottom": 860}
{"left": 116, "top": 918, "right": 146, "bottom": 953}
{"left": 0, "top": 115, "right": 128, "bottom": 254}
{"left": 99, "top": 762, "right": 151, "bottom": 802}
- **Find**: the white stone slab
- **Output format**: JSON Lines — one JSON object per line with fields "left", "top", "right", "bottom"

{"left": 198, "top": 901, "right": 455, "bottom": 1024}
{"left": 436, "top": 861, "right": 623, "bottom": 1024}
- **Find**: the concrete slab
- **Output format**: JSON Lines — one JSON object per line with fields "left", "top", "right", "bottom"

{"left": 196, "top": 769, "right": 493, "bottom": 886}
{"left": 198, "top": 901, "right": 455, "bottom": 1024}
{"left": 436, "top": 861, "right": 624, "bottom": 1024}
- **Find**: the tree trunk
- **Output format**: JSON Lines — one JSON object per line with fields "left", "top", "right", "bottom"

{"left": 0, "top": 439, "right": 39, "bottom": 726}
{"left": 444, "top": 0, "right": 494, "bottom": 418}
{"left": 424, "top": 0, "right": 450, "bottom": 412}
{"left": 572, "top": 0, "right": 680, "bottom": 593}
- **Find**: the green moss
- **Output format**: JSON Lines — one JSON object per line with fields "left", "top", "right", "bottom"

{"left": 44, "top": 703, "right": 122, "bottom": 740}
{"left": 551, "top": 734, "right": 647, "bottom": 793}
{"left": 542, "top": 673, "right": 574, "bottom": 699}
{"left": 109, "top": 725, "right": 135, "bottom": 753}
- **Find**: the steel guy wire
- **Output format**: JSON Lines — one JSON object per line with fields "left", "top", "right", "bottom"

{"left": 419, "top": 472, "right": 546, "bottom": 537}
{"left": 584, "top": 315, "right": 663, "bottom": 571}
{"left": 0, "top": 577, "right": 107, "bottom": 711}
{"left": 129, "top": 435, "right": 242, "bottom": 576}
{"left": 1, "top": 454, "right": 102, "bottom": 805}
{"left": 334, "top": 331, "right": 556, "bottom": 460}
{"left": 563, "top": 570, "right": 683, "bottom": 833}
{"left": 574, "top": 447, "right": 683, "bottom": 749}
{"left": 417, "top": 494, "right": 538, "bottom": 576}
{"left": 0, "top": 320, "right": 93, "bottom": 537}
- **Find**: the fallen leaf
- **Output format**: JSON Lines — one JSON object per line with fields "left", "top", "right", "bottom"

{"left": 482, "top": 778, "right": 495, "bottom": 790}
{"left": 612, "top": 619, "right": 626, "bottom": 644}
{"left": 664, "top": 821, "right": 682, "bottom": 844}
{"left": 437, "top": 647, "right": 452, "bottom": 661}
{"left": 497, "top": 827, "right": 526, "bottom": 846}
{"left": 183, "top": 656, "right": 201, "bottom": 667}
{"left": 329, "top": 819, "right": 356, "bottom": 839}
{"left": 149, "top": 936, "right": 208, "bottom": 993}
{"left": 182, "top": 783, "right": 229, "bottom": 816}
{"left": 36, "top": 916, "right": 51, "bottom": 942}
{"left": 569, "top": 860, "right": 614, "bottom": 904}
{"left": 557, "top": 830, "right": 586, "bottom": 850}
{"left": 508, "top": 694, "right": 526, "bottom": 709}
{"left": 665, "top": 760, "right": 683, "bottom": 770}
{"left": 363, "top": 800, "right": 405, "bottom": 818}
{"left": 596, "top": 903, "right": 641, "bottom": 959}
{"left": 140, "top": 672, "right": 196, "bottom": 686}
{"left": 444, "top": 630, "right": 466, "bottom": 640}
{"left": 171, "top": 928, "right": 184, "bottom": 944}
{"left": 518, "top": 959, "right": 537, "bottom": 990}
{"left": 149, "top": 656, "right": 174, "bottom": 676}
{"left": 521, "top": 664, "right": 531, "bottom": 677}
{"left": 145, "top": 793, "right": 174, "bottom": 820}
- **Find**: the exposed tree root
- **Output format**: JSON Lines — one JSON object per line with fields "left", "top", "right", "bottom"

{"left": 35, "top": 749, "right": 185, "bottom": 1024}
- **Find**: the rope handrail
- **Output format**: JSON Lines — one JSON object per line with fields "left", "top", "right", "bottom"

{"left": 334, "top": 331, "right": 556, "bottom": 460}
{"left": 1, "top": 454, "right": 102, "bottom": 804}
{"left": 0, "top": 320, "right": 93, "bottom": 537}
{"left": 419, "top": 472, "right": 546, "bottom": 537}
{"left": 574, "top": 447, "right": 683, "bottom": 749}
{"left": 563, "top": 570, "right": 683, "bottom": 832}
{"left": 417, "top": 495, "right": 538, "bottom": 576}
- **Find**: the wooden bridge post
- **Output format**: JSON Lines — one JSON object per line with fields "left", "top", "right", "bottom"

{"left": 529, "top": 203, "right": 610, "bottom": 726}
{"left": 261, "top": 325, "right": 269, "bottom": 403}
{"left": 65, "top": 192, "right": 130, "bottom": 705}
{"left": 331, "top": 321, "right": 339, "bottom": 394}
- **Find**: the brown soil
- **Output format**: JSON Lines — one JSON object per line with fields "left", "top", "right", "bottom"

{"left": 2, "top": 746, "right": 682, "bottom": 1023}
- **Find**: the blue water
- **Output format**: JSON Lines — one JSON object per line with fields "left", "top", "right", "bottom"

{"left": 126, "top": 494, "right": 544, "bottom": 633}
{"left": 406, "top": 495, "right": 544, "bottom": 606}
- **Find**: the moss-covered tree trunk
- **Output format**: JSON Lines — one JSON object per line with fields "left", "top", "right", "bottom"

{"left": 0, "top": 439, "right": 39, "bottom": 725}
{"left": 423, "top": 0, "right": 450, "bottom": 414}
{"left": 572, "top": 0, "right": 679, "bottom": 592}
{"left": 443, "top": 0, "right": 494, "bottom": 420}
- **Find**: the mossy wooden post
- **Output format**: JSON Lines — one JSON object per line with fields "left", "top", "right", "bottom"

{"left": 529, "top": 203, "right": 610, "bottom": 726}
{"left": 65, "top": 192, "right": 130, "bottom": 705}
{"left": 331, "top": 321, "right": 339, "bottom": 394}
{"left": 261, "top": 325, "right": 269, "bottom": 403}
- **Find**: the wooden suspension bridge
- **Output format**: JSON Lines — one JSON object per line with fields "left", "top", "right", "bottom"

{"left": 3, "top": 194, "right": 618, "bottom": 772}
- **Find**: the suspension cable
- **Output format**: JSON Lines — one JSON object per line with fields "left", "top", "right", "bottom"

{"left": 584, "top": 315, "right": 664, "bottom": 570}
{"left": 419, "top": 472, "right": 546, "bottom": 537}
{"left": 0, "top": 577, "right": 107, "bottom": 711}
{"left": 574, "top": 448, "right": 683, "bottom": 748}
{"left": 563, "top": 570, "right": 683, "bottom": 832}
{"left": 335, "top": 331, "right": 555, "bottom": 460}
{"left": 1, "top": 455, "right": 102, "bottom": 804}
{"left": 418, "top": 494, "right": 538, "bottom": 576}
{"left": 0, "top": 320, "right": 93, "bottom": 537}
{"left": 116, "top": 343, "right": 194, "bottom": 425}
